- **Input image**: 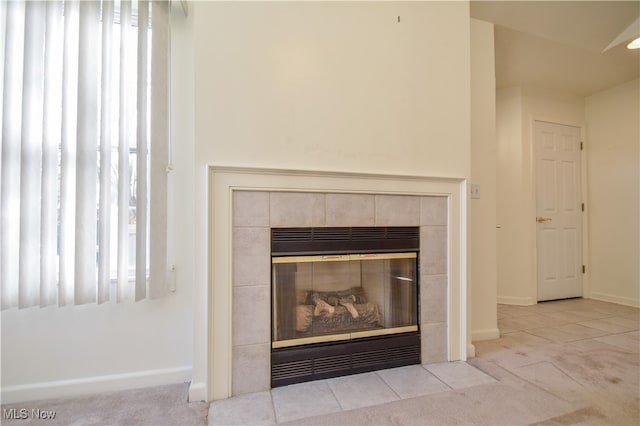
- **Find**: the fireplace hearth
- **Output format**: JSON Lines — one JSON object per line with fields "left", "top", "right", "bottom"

{"left": 271, "top": 227, "right": 421, "bottom": 387}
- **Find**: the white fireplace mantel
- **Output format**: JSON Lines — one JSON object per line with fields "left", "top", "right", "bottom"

{"left": 194, "top": 166, "right": 468, "bottom": 402}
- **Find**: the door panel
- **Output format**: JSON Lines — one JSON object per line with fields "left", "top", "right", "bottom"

{"left": 542, "top": 159, "right": 557, "bottom": 211}
{"left": 562, "top": 162, "right": 577, "bottom": 210}
{"left": 541, "top": 228, "right": 558, "bottom": 280}
{"left": 563, "top": 229, "right": 578, "bottom": 279}
{"left": 535, "top": 121, "right": 582, "bottom": 301}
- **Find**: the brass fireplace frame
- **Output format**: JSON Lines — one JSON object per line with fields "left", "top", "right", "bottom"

{"left": 272, "top": 252, "right": 419, "bottom": 349}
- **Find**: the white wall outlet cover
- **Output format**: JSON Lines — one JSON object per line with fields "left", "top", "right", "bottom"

{"left": 470, "top": 184, "right": 481, "bottom": 199}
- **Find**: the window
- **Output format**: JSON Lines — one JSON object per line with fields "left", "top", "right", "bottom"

{"left": 1, "top": 0, "right": 170, "bottom": 308}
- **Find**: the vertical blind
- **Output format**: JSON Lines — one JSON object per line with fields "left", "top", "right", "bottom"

{"left": 1, "top": 0, "right": 170, "bottom": 309}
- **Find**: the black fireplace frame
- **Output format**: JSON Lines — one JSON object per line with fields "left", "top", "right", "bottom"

{"left": 270, "top": 226, "right": 421, "bottom": 387}
{"left": 271, "top": 226, "right": 420, "bottom": 256}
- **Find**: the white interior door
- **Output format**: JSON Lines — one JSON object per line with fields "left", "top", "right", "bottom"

{"left": 535, "top": 121, "right": 583, "bottom": 301}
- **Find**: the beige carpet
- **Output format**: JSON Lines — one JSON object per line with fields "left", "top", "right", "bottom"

{"left": 1, "top": 383, "right": 208, "bottom": 425}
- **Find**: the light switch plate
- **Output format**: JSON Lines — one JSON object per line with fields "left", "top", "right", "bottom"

{"left": 470, "top": 184, "right": 481, "bottom": 199}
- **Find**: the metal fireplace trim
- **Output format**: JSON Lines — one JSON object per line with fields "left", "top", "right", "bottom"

{"left": 271, "top": 332, "right": 421, "bottom": 388}
{"left": 272, "top": 325, "right": 419, "bottom": 349}
{"left": 272, "top": 252, "right": 417, "bottom": 264}
{"left": 271, "top": 226, "right": 420, "bottom": 256}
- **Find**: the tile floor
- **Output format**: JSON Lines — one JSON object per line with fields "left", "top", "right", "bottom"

{"left": 208, "top": 298, "right": 640, "bottom": 425}
{"left": 208, "top": 362, "right": 496, "bottom": 425}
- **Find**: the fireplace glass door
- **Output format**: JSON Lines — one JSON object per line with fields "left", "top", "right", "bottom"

{"left": 272, "top": 252, "right": 418, "bottom": 348}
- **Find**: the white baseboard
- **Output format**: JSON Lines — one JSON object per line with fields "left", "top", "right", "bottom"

{"left": 188, "top": 381, "right": 207, "bottom": 402}
{"left": 1, "top": 366, "right": 192, "bottom": 404}
{"left": 466, "top": 343, "right": 476, "bottom": 359}
{"left": 589, "top": 292, "right": 640, "bottom": 308}
{"left": 472, "top": 328, "right": 501, "bottom": 342}
{"left": 497, "top": 295, "right": 536, "bottom": 306}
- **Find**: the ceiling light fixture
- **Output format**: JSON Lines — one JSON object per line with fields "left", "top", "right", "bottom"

{"left": 627, "top": 37, "right": 640, "bottom": 49}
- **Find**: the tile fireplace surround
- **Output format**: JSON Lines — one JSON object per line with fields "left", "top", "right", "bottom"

{"left": 204, "top": 167, "right": 467, "bottom": 401}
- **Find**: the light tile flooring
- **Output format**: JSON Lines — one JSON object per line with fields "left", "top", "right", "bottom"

{"left": 208, "top": 362, "right": 495, "bottom": 425}
{"left": 208, "top": 298, "right": 640, "bottom": 425}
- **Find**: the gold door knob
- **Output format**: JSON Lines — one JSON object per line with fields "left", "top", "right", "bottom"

{"left": 536, "top": 216, "right": 552, "bottom": 223}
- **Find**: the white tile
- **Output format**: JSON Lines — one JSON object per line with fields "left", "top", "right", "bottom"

{"left": 270, "top": 192, "right": 325, "bottom": 227}
{"left": 545, "top": 310, "right": 595, "bottom": 323}
{"left": 510, "top": 362, "right": 584, "bottom": 402}
{"left": 208, "top": 391, "right": 275, "bottom": 426}
{"left": 325, "top": 193, "right": 375, "bottom": 226}
{"left": 376, "top": 365, "right": 450, "bottom": 399}
{"left": 271, "top": 381, "right": 341, "bottom": 423}
{"left": 605, "top": 316, "right": 640, "bottom": 330}
{"left": 421, "top": 275, "right": 447, "bottom": 324}
{"left": 420, "top": 226, "right": 447, "bottom": 275}
{"left": 425, "top": 361, "right": 496, "bottom": 390}
{"left": 497, "top": 331, "right": 553, "bottom": 348}
{"left": 564, "top": 309, "right": 611, "bottom": 320}
{"left": 578, "top": 317, "right": 638, "bottom": 333}
{"left": 623, "top": 310, "right": 640, "bottom": 321}
{"left": 564, "top": 338, "right": 627, "bottom": 353}
{"left": 594, "top": 335, "right": 640, "bottom": 353}
{"left": 476, "top": 345, "right": 553, "bottom": 371}
{"left": 618, "top": 330, "right": 639, "bottom": 341}
{"left": 556, "top": 323, "right": 610, "bottom": 339}
{"left": 421, "top": 322, "right": 448, "bottom": 364}
{"left": 232, "top": 227, "right": 270, "bottom": 286}
{"left": 327, "top": 372, "right": 399, "bottom": 410}
{"left": 233, "top": 286, "right": 270, "bottom": 346}
{"left": 232, "top": 344, "right": 271, "bottom": 395}
{"left": 233, "top": 191, "right": 270, "bottom": 227}
{"left": 374, "top": 195, "right": 420, "bottom": 226}
{"left": 593, "top": 303, "right": 639, "bottom": 317}
{"left": 524, "top": 326, "right": 582, "bottom": 343}
{"left": 420, "top": 196, "right": 448, "bottom": 226}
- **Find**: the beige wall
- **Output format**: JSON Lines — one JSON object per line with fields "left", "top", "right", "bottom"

{"left": 193, "top": 1, "right": 470, "bottom": 177}
{"left": 496, "top": 87, "right": 526, "bottom": 303}
{"left": 585, "top": 79, "right": 640, "bottom": 307}
{"left": 469, "top": 19, "right": 498, "bottom": 341}
{"left": 496, "top": 87, "right": 585, "bottom": 305}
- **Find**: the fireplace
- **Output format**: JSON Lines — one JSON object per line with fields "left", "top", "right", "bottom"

{"left": 270, "top": 227, "right": 421, "bottom": 387}
{"left": 198, "top": 167, "right": 466, "bottom": 402}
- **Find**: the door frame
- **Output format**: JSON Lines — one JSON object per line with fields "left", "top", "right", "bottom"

{"left": 528, "top": 116, "right": 590, "bottom": 303}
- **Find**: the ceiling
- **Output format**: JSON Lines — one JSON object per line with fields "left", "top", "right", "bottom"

{"left": 470, "top": 1, "right": 640, "bottom": 96}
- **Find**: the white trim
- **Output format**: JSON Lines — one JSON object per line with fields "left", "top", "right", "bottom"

{"left": 497, "top": 295, "right": 536, "bottom": 306}
{"left": 466, "top": 343, "right": 476, "bottom": 358}
{"left": 188, "top": 381, "right": 207, "bottom": 403}
{"left": 579, "top": 126, "right": 590, "bottom": 300}
{"left": 206, "top": 166, "right": 468, "bottom": 401}
{"left": 527, "top": 114, "right": 539, "bottom": 303}
{"left": 1, "top": 366, "right": 192, "bottom": 404}
{"left": 456, "top": 181, "right": 468, "bottom": 361}
{"left": 590, "top": 292, "right": 640, "bottom": 308}
{"left": 471, "top": 328, "right": 501, "bottom": 342}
